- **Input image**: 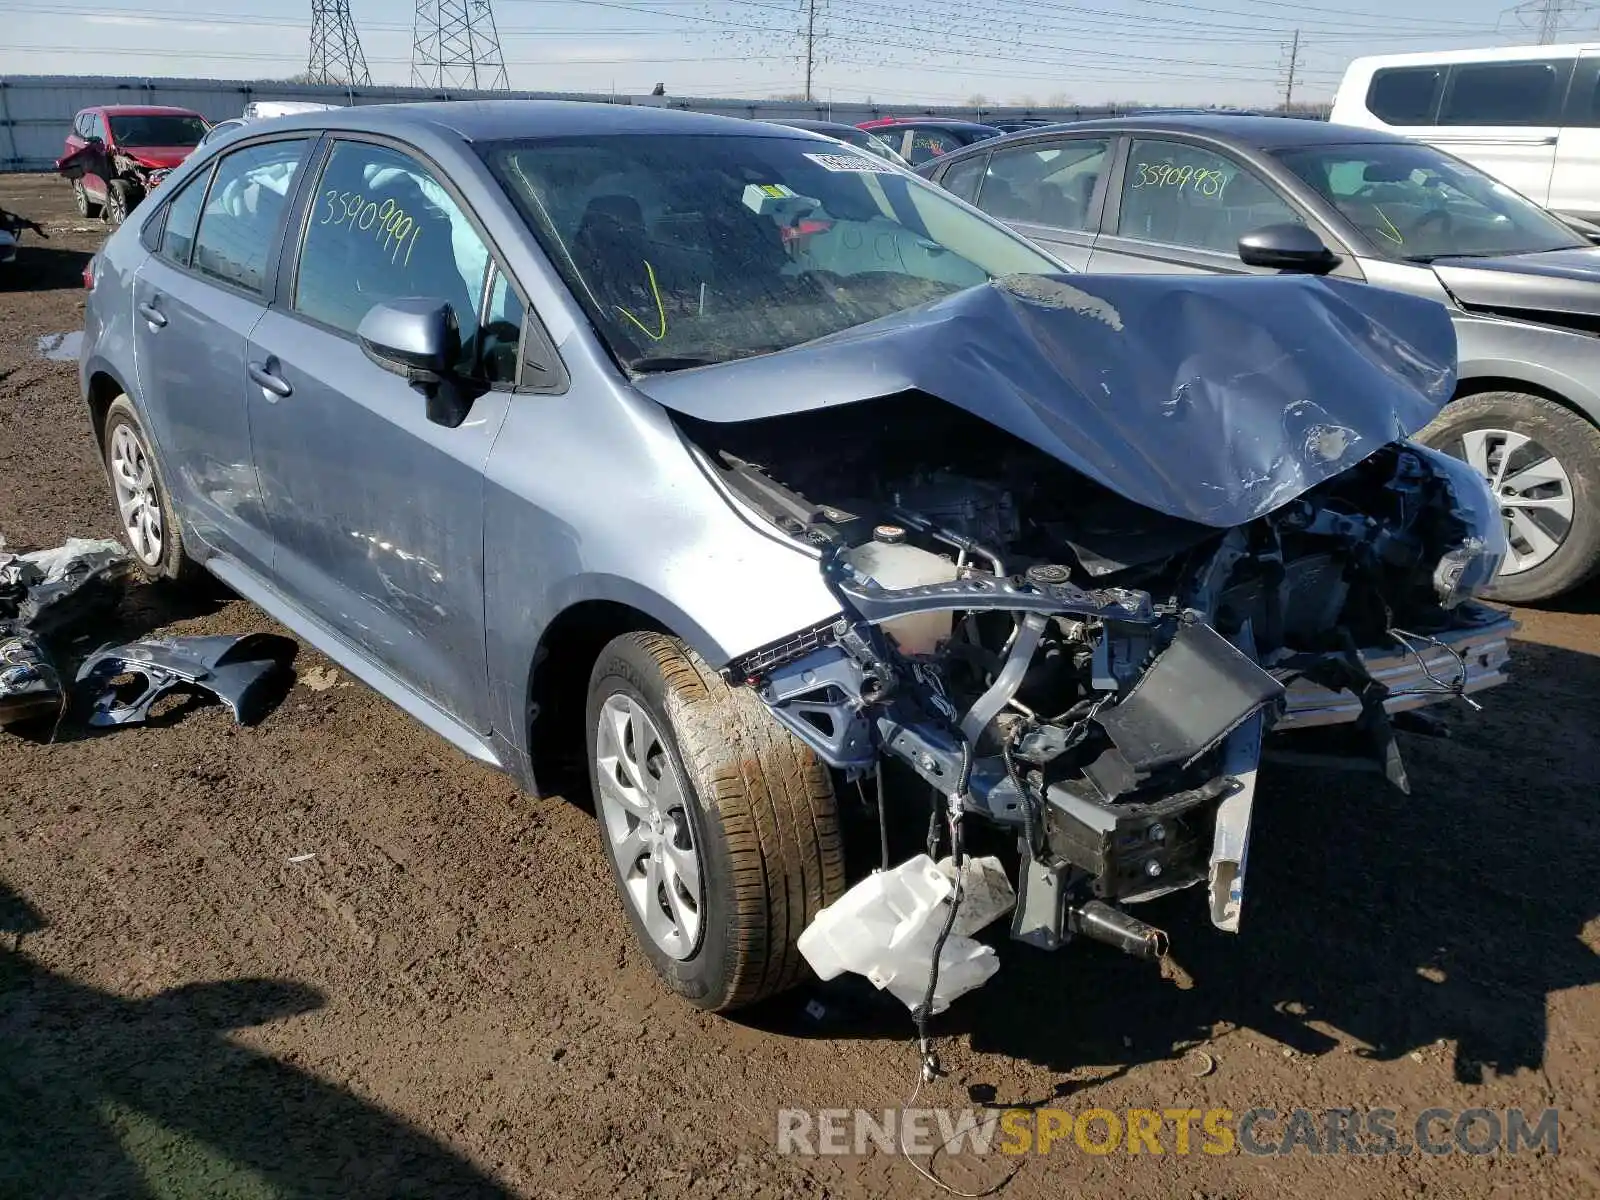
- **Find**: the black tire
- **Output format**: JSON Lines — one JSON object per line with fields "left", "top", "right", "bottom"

{"left": 101, "top": 396, "right": 199, "bottom": 584}
{"left": 585, "top": 631, "right": 846, "bottom": 1012}
{"left": 103, "top": 180, "right": 137, "bottom": 227}
{"left": 1417, "top": 391, "right": 1600, "bottom": 603}
{"left": 71, "top": 179, "right": 97, "bottom": 218}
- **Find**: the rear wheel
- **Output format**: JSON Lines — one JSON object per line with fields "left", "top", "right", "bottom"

{"left": 1417, "top": 390, "right": 1600, "bottom": 602}
{"left": 101, "top": 396, "right": 198, "bottom": 584}
{"left": 586, "top": 631, "right": 846, "bottom": 1012}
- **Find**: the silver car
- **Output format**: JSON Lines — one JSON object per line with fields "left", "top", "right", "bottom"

{"left": 919, "top": 114, "right": 1600, "bottom": 602}
{"left": 80, "top": 102, "right": 1513, "bottom": 1013}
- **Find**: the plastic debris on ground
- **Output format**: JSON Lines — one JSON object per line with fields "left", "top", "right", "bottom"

{"left": 0, "top": 535, "right": 130, "bottom": 728}
{"left": 0, "top": 632, "right": 64, "bottom": 727}
{"left": 797, "top": 854, "right": 1017, "bottom": 1014}
{"left": 76, "top": 633, "right": 297, "bottom": 728}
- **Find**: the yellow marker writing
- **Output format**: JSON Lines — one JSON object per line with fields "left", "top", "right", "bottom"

{"left": 616, "top": 260, "right": 668, "bottom": 342}
{"left": 1373, "top": 205, "right": 1405, "bottom": 246}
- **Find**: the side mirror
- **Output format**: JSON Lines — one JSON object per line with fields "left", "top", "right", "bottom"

{"left": 357, "top": 299, "right": 479, "bottom": 428}
{"left": 85, "top": 135, "right": 104, "bottom": 149}
{"left": 1237, "top": 223, "right": 1339, "bottom": 275}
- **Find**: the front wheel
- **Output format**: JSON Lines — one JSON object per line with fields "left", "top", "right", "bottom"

{"left": 103, "top": 180, "right": 137, "bottom": 227}
{"left": 586, "top": 632, "right": 846, "bottom": 1012}
{"left": 71, "top": 179, "right": 97, "bottom": 218}
{"left": 1417, "top": 391, "right": 1600, "bottom": 603}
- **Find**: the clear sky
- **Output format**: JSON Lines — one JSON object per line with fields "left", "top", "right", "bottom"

{"left": 0, "top": 0, "right": 1581, "bottom": 107}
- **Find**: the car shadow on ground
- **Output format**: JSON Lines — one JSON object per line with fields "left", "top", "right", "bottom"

{"left": 0, "top": 878, "right": 512, "bottom": 1199}
{"left": 749, "top": 639, "right": 1600, "bottom": 1092}
{"left": 5, "top": 244, "right": 93, "bottom": 293}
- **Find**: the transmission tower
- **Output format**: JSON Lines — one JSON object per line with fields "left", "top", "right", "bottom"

{"left": 1507, "top": 0, "right": 1600, "bottom": 42}
{"left": 412, "top": 0, "right": 510, "bottom": 91}
{"left": 307, "top": 0, "right": 372, "bottom": 86}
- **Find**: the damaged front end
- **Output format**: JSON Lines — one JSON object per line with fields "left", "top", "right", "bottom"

{"left": 55, "top": 144, "right": 171, "bottom": 216}
{"left": 654, "top": 272, "right": 1513, "bottom": 1000}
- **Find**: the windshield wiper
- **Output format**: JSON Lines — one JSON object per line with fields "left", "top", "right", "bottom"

{"left": 627, "top": 354, "right": 721, "bottom": 373}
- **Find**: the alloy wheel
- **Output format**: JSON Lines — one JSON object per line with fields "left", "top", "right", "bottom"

{"left": 1459, "top": 428, "right": 1573, "bottom": 576}
{"left": 594, "top": 693, "right": 704, "bottom": 960}
{"left": 109, "top": 424, "right": 163, "bottom": 567}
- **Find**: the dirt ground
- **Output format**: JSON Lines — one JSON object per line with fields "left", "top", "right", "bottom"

{"left": 1, "top": 172, "right": 1597, "bottom": 1200}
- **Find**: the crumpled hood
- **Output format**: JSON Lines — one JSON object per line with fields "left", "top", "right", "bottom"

{"left": 636, "top": 272, "right": 1457, "bottom": 528}
{"left": 1432, "top": 245, "right": 1600, "bottom": 318}
{"left": 122, "top": 146, "right": 193, "bottom": 169}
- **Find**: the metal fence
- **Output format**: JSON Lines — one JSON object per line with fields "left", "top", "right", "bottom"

{"left": 0, "top": 73, "right": 1328, "bottom": 171}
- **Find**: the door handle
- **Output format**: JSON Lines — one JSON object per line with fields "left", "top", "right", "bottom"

{"left": 137, "top": 300, "right": 167, "bottom": 328}
{"left": 247, "top": 360, "right": 292, "bottom": 399}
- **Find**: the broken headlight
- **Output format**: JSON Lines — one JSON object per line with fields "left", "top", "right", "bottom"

{"left": 1411, "top": 442, "right": 1509, "bottom": 607}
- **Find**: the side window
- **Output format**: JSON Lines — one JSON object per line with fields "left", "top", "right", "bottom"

{"left": 1367, "top": 67, "right": 1444, "bottom": 125}
{"left": 907, "top": 130, "right": 958, "bottom": 166}
{"left": 157, "top": 167, "right": 211, "bottom": 267}
{"left": 481, "top": 267, "right": 526, "bottom": 385}
{"left": 1117, "top": 139, "right": 1301, "bottom": 256}
{"left": 192, "top": 139, "right": 309, "bottom": 294}
{"left": 1441, "top": 60, "right": 1570, "bottom": 126}
{"left": 90, "top": 114, "right": 107, "bottom": 142}
{"left": 979, "top": 139, "right": 1108, "bottom": 231}
{"left": 294, "top": 140, "right": 490, "bottom": 373}
{"left": 939, "top": 155, "right": 987, "bottom": 203}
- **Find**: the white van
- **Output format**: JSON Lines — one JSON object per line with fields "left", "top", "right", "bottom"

{"left": 1332, "top": 44, "right": 1600, "bottom": 222}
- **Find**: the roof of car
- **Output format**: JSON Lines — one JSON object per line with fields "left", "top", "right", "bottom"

{"left": 259, "top": 99, "right": 799, "bottom": 141}
{"left": 89, "top": 105, "right": 205, "bottom": 117}
{"left": 1006, "top": 113, "right": 1410, "bottom": 150}
{"left": 862, "top": 117, "right": 1000, "bottom": 131}
{"left": 762, "top": 118, "right": 858, "bottom": 134}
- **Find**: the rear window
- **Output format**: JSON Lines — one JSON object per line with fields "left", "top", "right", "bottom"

{"left": 1440, "top": 60, "right": 1569, "bottom": 126}
{"left": 1366, "top": 66, "right": 1443, "bottom": 125}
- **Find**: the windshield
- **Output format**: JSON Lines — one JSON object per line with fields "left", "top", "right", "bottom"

{"left": 109, "top": 114, "right": 208, "bottom": 148}
{"left": 1276, "top": 141, "right": 1584, "bottom": 261}
{"left": 483, "top": 133, "right": 1059, "bottom": 371}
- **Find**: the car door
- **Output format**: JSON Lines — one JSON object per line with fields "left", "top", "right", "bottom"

{"left": 1088, "top": 137, "right": 1311, "bottom": 276}
{"left": 968, "top": 136, "right": 1111, "bottom": 270}
{"left": 245, "top": 136, "right": 520, "bottom": 733}
{"left": 1428, "top": 57, "right": 1571, "bottom": 207}
{"left": 1550, "top": 50, "right": 1600, "bottom": 221}
{"left": 131, "top": 136, "right": 313, "bottom": 576}
{"left": 83, "top": 113, "right": 111, "bottom": 205}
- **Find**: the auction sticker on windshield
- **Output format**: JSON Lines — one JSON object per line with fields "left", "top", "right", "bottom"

{"left": 805, "top": 151, "right": 899, "bottom": 173}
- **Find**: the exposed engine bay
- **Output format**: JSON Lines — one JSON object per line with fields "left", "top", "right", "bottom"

{"left": 680, "top": 390, "right": 1514, "bottom": 982}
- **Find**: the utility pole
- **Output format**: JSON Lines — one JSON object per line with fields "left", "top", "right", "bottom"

{"left": 804, "top": 0, "right": 817, "bottom": 102}
{"left": 307, "top": 0, "right": 372, "bottom": 87}
{"left": 1282, "top": 27, "right": 1300, "bottom": 110}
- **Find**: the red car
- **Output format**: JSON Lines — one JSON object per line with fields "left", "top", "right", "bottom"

{"left": 57, "top": 105, "right": 209, "bottom": 225}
